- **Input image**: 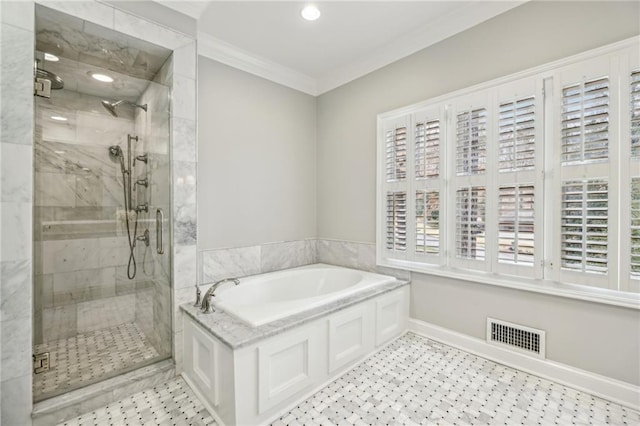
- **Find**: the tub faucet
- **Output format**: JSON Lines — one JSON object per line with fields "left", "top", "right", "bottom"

{"left": 201, "top": 277, "right": 240, "bottom": 314}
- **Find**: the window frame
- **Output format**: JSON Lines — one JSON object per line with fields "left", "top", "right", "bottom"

{"left": 376, "top": 36, "right": 640, "bottom": 309}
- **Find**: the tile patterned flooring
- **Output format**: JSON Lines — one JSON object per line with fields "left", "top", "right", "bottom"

{"left": 59, "top": 332, "right": 640, "bottom": 425}
{"left": 34, "top": 322, "right": 160, "bottom": 400}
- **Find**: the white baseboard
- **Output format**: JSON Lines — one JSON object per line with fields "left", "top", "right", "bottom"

{"left": 409, "top": 318, "right": 640, "bottom": 411}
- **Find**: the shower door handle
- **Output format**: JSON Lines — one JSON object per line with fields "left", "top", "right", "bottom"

{"left": 156, "top": 208, "right": 165, "bottom": 255}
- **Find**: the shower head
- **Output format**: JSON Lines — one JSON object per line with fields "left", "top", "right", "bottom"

{"left": 101, "top": 100, "right": 148, "bottom": 117}
{"left": 108, "top": 145, "right": 122, "bottom": 160}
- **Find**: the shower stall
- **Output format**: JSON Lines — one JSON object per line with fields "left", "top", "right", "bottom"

{"left": 33, "top": 5, "right": 173, "bottom": 401}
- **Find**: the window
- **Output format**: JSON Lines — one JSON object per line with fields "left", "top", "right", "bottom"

{"left": 377, "top": 38, "right": 639, "bottom": 302}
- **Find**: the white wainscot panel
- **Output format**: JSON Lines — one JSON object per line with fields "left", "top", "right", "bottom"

{"left": 375, "top": 287, "right": 409, "bottom": 346}
{"left": 258, "top": 323, "right": 323, "bottom": 414}
{"left": 183, "top": 317, "right": 219, "bottom": 407}
{"left": 328, "top": 303, "right": 374, "bottom": 373}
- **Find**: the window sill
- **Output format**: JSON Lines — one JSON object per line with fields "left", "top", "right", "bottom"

{"left": 378, "top": 258, "right": 640, "bottom": 310}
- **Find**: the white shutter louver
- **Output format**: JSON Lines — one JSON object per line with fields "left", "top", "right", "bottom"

{"left": 561, "top": 78, "right": 609, "bottom": 164}
{"left": 632, "top": 70, "right": 640, "bottom": 158}
{"left": 385, "top": 126, "right": 407, "bottom": 182}
{"left": 415, "top": 120, "right": 440, "bottom": 178}
{"left": 499, "top": 97, "right": 535, "bottom": 171}
{"left": 561, "top": 180, "right": 608, "bottom": 274}
{"left": 416, "top": 191, "right": 439, "bottom": 254}
{"left": 456, "top": 187, "right": 486, "bottom": 260}
{"left": 456, "top": 109, "right": 487, "bottom": 175}
{"left": 386, "top": 191, "right": 407, "bottom": 252}
{"left": 631, "top": 178, "right": 640, "bottom": 277}
{"left": 498, "top": 185, "right": 535, "bottom": 265}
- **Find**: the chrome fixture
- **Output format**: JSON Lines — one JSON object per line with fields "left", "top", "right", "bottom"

{"left": 201, "top": 278, "right": 240, "bottom": 314}
{"left": 101, "top": 99, "right": 148, "bottom": 117}
{"left": 135, "top": 229, "right": 150, "bottom": 247}
{"left": 34, "top": 58, "right": 63, "bottom": 98}
{"left": 135, "top": 203, "right": 148, "bottom": 213}
{"left": 109, "top": 131, "right": 153, "bottom": 280}
{"left": 133, "top": 153, "right": 148, "bottom": 166}
{"left": 156, "top": 208, "right": 164, "bottom": 255}
{"left": 193, "top": 286, "right": 202, "bottom": 308}
{"left": 135, "top": 178, "right": 149, "bottom": 188}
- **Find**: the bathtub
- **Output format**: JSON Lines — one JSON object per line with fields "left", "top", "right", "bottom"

{"left": 212, "top": 264, "right": 396, "bottom": 326}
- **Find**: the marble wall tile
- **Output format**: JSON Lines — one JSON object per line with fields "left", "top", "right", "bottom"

{"left": 201, "top": 246, "right": 261, "bottom": 284}
{"left": 42, "top": 304, "right": 77, "bottom": 341}
{"left": 174, "top": 161, "right": 196, "bottom": 205}
{"left": 1, "top": 317, "right": 32, "bottom": 380}
{"left": 35, "top": 172, "right": 76, "bottom": 207}
{"left": 260, "top": 239, "right": 317, "bottom": 273}
{"left": 52, "top": 267, "right": 116, "bottom": 305}
{"left": 2, "top": 0, "right": 35, "bottom": 31}
{"left": 173, "top": 42, "right": 196, "bottom": 79}
{"left": 1, "top": 374, "right": 32, "bottom": 426}
{"left": 0, "top": 259, "right": 32, "bottom": 321}
{"left": 37, "top": 0, "right": 115, "bottom": 29}
{"left": 174, "top": 244, "right": 197, "bottom": 289}
{"left": 0, "top": 202, "right": 32, "bottom": 262}
{"left": 1, "top": 143, "right": 33, "bottom": 203}
{"left": 174, "top": 203, "right": 196, "bottom": 245}
{"left": 113, "top": 9, "right": 191, "bottom": 51}
{"left": 172, "top": 117, "right": 196, "bottom": 162}
{"left": 172, "top": 75, "right": 196, "bottom": 120}
{"left": 1, "top": 24, "right": 34, "bottom": 146}
{"left": 317, "top": 238, "right": 358, "bottom": 268}
{"left": 77, "top": 294, "right": 135, "bottom": 333}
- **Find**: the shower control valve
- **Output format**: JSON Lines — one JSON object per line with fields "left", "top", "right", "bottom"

{"left": 133, "top": 153, "right": 148, "bottom": 166}
{"left": 135, "top": 203, "right": 149, "bottom": 213}
{"left": 135, "top": 229, "right": 150, "bottom": 247}
{"left": 135, "top": 178, "right": 149, "bottom": 189}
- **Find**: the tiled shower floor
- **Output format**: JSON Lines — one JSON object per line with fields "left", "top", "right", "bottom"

{"left": 34, "top": 322, "right": 160, "bottom": 400}
{"left": 59, "top": 332, "right": 640, "bottom": 425}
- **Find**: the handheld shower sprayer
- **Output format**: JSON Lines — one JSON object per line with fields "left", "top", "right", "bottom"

{"left": 108, "top": 145, "right": 127, "bottom": 174}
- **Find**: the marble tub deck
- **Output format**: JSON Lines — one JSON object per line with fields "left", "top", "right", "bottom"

{"left": 180, "top": 278, "right": 410, "bottom": 349}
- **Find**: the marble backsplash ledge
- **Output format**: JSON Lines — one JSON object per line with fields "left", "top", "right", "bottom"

{"left": 198, "top": 238, "right": 409, "bottom": 285}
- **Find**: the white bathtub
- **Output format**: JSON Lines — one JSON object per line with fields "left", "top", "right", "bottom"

{"left": 212, "top": 264, "right": 396, "bottom": 326}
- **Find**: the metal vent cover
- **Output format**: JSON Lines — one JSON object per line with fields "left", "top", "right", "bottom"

{"left": 486, "top": 318, "right": 546, "bottom": 359}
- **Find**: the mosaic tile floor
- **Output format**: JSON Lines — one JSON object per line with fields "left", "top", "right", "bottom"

{"left": 34, "top": 322, "right": 160, "bottom": 400}
{"left": 59, "top": 332, "right": 640, "bottom": 426}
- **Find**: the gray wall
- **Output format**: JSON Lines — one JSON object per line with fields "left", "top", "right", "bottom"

{"left": 197, "top": 58, "right": 317, "bottom": 250}
{"left": 315, "top": 1, "right": 640, "bottom": 386}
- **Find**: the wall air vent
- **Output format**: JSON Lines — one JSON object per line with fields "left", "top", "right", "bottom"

{"left": 486, "top": 318, "right": 546, "bottom": 359}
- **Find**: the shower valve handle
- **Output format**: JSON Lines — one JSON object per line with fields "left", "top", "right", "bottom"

{"left": 133, "top": 153, "right": 148, "bottom": 166}
{"left": 135, "top": 203, "right": 148, "bottom": 213}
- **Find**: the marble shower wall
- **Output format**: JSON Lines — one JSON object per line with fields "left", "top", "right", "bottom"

{"left": 33, "top": 89, "right": 157, "bottom": 345}
{"left": 1, "top": 2, "right": 36, "bottom": 424}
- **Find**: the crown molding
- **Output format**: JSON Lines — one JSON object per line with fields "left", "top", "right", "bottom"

{"left": 198, "top": 32, "right": 319, "bottom": 96}
{"left": 197, "top": 1, "right": 527, "bottom": 97}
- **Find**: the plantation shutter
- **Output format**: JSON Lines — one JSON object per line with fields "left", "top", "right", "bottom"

{"left": 456, "top": 187, "right": 486, "bottom": 260}
{"left": 499, "top": 97, "right": 535, "bottom": 171}
{"left": 456, "top": 108, "right": 487, "bottom": 175}
{"left": 413, "top": 108, "right": 443, "bottom": 261}
{"left": 385, "top": 126, "right": 407, "bottom": 182}
{"left": 386, "top": 191, "right": 407, "bottom": 251}
{"left": 498, "top": 185, "right": 535, "bottom": 265}
{"left": 632, "top": 70, "right": 640, "bottom": 158}
{"left": 631, "top": 178, "right": 640, "bottom": 278}
{"left": 561, "top": 78, "right": 609, "bottom": 163}
{"left": 560, "top": 180, "right": 608, "bottom": 274}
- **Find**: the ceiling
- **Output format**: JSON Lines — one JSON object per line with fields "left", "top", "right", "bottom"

{"left": 160, "top": 1, "right": 526, "bottom": 95}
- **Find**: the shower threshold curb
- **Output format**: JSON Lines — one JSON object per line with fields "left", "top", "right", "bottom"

{"left": 32, "top": 359, "right": 175, "bottom": 426}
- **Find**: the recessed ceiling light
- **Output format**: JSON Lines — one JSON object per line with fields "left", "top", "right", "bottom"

{"left": 44, "top": 53, "right": 59, "bottom": 62}
{"left": 54, "top": 150, "right": 66, "bottom": 154}
{"left": 90, "top": 72, "right": 114, "bottom": 83}
{"left": 301, "top": 5, "right": 320, "bottom": 21}
{"left": 51, "top": 116, "right": 67, "bottom": 121}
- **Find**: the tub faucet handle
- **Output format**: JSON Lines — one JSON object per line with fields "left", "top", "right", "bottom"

{"left": 193, "top": 285, "right": 202, "bottom": 308}
{"left": 201, "top": 277, "right": 240, "bottom": 314}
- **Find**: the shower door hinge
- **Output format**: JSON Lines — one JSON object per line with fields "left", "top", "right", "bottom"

{"left": 34, "top": 78, "right": 51, "bottom": 98}
{"left": 33, "top": 352, "right": 50, "bottom": 374}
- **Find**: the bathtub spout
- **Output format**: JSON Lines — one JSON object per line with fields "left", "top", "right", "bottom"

{"left": 202, "top": 277, "right": 240, "bottom": 314}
